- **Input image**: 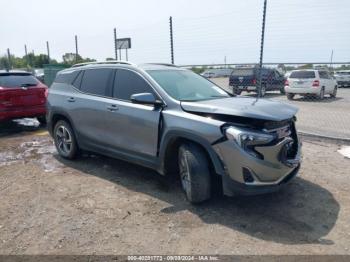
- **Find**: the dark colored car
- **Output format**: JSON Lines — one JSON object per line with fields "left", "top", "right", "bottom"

{"left": 47, "top": 61, "right": 301, "bottom": 204}
{"left": 229, "top": 67, "right": 286, "bottom": 96}
{"left": 0, "top": 71, "right": 48, "bottom": 123}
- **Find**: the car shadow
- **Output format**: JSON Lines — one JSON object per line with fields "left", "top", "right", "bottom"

{"left": 54, "top": 153, "right": 339, "bottom": 245}
{"left": 0, "top": 118, "right": 46, "bottom": 138}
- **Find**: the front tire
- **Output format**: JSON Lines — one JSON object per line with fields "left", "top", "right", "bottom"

{"left": 286, "top": 93, "right": 295, "bottom": 100}
{"left": 53, "top": 120, "right": 79, "bottom": 159}
{"left": 178, "top": 143, "right": 211, "bottom": 204}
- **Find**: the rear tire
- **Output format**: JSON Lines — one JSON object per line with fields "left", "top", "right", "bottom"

{"left": 318, "top": 87, "right": 325, "bottom": 100}
{"left": 178, "top": 143, "right": 211, "bottom": 204}
{"left": 37, "top": 116, "right": 47, "bottom": 125}
{"left": 53, "top": 120, "right": 79, "bottom": 159}
{"left": 286, "top": 93, "right": 295, "bottom": 100}
{"left": 279, "top": 87, "right": 285, "bottom": 95}
{"left": 259, "top": 84, "right": 266, "bottom": 97}
{"left": 330, "top": 86, "right": 337, "bottom": 98}
{"left": 233, "top": 88, "right": 242, "bottom": 95}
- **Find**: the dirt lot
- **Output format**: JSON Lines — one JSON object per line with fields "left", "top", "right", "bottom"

{"left": 0, "top": 121, "right": 350, "bottom": 255}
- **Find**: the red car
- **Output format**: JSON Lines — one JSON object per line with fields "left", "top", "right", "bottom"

{"left": 0, "top": 71, "right": 48, "bottom": 124}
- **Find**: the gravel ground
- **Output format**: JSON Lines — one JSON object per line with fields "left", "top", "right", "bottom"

{"left": 212, "top": 78, "right": 350, "bottom": 140}
{"left": 0, "top": 122, "right": 349, "bottom": 255}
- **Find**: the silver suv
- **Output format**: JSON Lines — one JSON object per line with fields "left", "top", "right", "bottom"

{"left": 47, "top": 61, "right": 301, "bottom": 203}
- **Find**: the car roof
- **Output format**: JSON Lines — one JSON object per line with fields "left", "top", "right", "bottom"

{"left": 60, "top": 62, "right": 185, "bottom": 74}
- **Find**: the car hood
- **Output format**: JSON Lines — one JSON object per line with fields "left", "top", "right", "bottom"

{"left": 180, "top": 96, "right": 298, "bottom": 121}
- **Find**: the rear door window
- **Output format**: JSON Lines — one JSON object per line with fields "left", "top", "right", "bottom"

{"left": 289, "top": 71, "right": 315, "bottom": 79}
{"left": 319, "top": 71, "right": 329, "bottom": 79}
{"left": 0, "top": 74, "right": 39, "bottom": 88}
{"left": 80, "top": 68, "right": 114, "bottom": 97}
{"left": 113, "top": 69, "right": 156, "bottom": 101}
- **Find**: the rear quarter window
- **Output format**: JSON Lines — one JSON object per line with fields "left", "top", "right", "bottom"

{"left": 289, "top": 71, "right": 316, "bottom": 79}
{"left": 54, "top": 70, "right": 80, "bottom": 84}
{"left": 0, "top": 74, "right": 39, "bottom": 88}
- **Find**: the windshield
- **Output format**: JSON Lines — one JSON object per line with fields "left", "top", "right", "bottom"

{"left": 0, "top": 74, "right": 39, "bottom": 88}
{"left": 289, "top": 71, "right": 315, "bottom": 79}
{"left": 336, "top": 71, "right": 350, "bottom": 75}
{"left": 147, "top": 70, "right": 230, "bottom": 101}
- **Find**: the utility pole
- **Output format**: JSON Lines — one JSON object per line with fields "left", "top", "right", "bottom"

{"left": 114, "top": 28, "right": 118, "bottom": 60}
{"left": 46, "top": 41, "right": 50, "bottom": 63}
{"left": 224, "top": 56, "right": 227, "bottom": 67}
{"left": 330, "top": 49, "right": 334, "bottom": 72}
{"left": 6, "top": 48, "right": 12, "bottom": 71}
{"left": 169, "top": 16, "right": 174, "bottom": 64}
{"left": 24, "top": 44, "right": 29, "bottom": 69}
{"left": 258, "top": 0, "right": 267, "bottom": 98}
{"left": 75, "top": 35, "right": 79, "bottom": 63}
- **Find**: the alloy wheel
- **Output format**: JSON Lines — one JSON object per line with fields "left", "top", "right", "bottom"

{"left": 55, "top": 125, "right": 73, "bottom": 155}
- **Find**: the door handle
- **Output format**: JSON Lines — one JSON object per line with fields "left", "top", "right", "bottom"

{"left": 67, "top": 97, "right": 75, "bottom": 102}
{"left": 107, "top": 104, "right": 119, "bottom": 112}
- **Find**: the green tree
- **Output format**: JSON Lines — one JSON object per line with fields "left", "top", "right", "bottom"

{"left": 62, "top": 53, "right": 96, "bottom": 65}
{"left": 298, "top": 64, "right": 313, "bottom": 69}
{"left": 191, "top": 66, "right": 206, "bottom": 74}
{"left": 0, "top": 55, "right": 10, "bottom": 70}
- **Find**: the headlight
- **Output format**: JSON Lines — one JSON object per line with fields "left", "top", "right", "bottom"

{"left": 224, "top": 126, "right": 275, "bottom": 158}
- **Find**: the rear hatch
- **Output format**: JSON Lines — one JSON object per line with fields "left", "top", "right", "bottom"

{"left": 229, "top": 68, "right": 256, "bottom": 87}
{"left": 288, "top": 71, "right": 316, "bottom": 88}
{"left": 0, "top": 73, "right": 47, "bottom": 109}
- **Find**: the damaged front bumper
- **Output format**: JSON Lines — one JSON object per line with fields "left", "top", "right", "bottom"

{"left": 213, "top": 135, "right": 301, "bottom": 196}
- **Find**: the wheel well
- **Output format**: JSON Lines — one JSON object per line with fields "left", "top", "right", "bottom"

{"left": 163, "top": 137, "right": 220, "bottom": 185}
{"left": 50, "top": 114, "right": 71, "bottom": 133}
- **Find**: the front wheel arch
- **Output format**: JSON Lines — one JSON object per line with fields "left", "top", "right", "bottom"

{"left": 160, "top": 133, "right": 224, "bottom": 178}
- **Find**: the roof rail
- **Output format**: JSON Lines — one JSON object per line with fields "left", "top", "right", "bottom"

{"left": 71, "top": 60, "right": 136, "bottom": 68}
{"left": 144, "top": 63, "right": 178, "bottom": 67}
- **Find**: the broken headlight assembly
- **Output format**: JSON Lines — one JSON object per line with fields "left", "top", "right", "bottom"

{"left": 224, "top": 126, "right": 275, "bottom": 159}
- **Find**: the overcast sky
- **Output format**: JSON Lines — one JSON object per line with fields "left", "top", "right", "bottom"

{"left": 1, "top": 0, "right": 349, "bottom": 65}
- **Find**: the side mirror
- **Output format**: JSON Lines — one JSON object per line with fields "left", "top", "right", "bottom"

{"left": 130, "top": 93, "right": 163, "bottom": 106}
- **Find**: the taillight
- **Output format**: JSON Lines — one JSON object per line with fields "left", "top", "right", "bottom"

{"left": 285, "top": 80, "right": 289, "bottom": 86}
{"left": 252, "top": 79, "right": 257, "bottom": 85}
{"left": 312, "top": 80, "right": 320, "bottom": 87}
{"left": 44, "top": 88, "right": 49, "bottom": 98}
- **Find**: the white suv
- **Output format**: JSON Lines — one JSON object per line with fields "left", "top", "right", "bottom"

{"left": 334, "top": 70, "right": 350, "bottom": 87}
{"left": 285, "top": 69, "right": 337, "bottom": 100}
